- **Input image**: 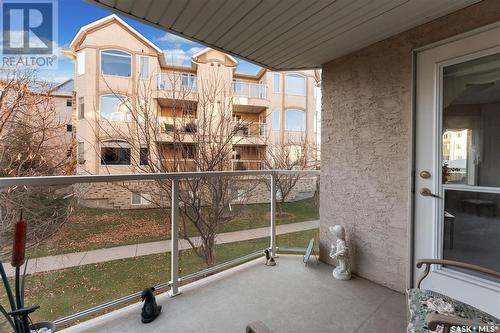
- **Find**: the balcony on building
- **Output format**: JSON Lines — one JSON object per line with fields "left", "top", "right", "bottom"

{"left": 232, "top": 112, "right": 267, "bottom": 146}
{"left": 157, "top": 103, "right": 197, "bottom": 143}
{"left": 155, "top": 72, "right": 198, "bottom": 103}
{"left": 158, "top": 143, "right": 197, "bottom": 172}
{"left": 232, "top": 79, "right": 269, "bottom": 113}
{"left": 232, "top": 146, "right": 265, "bottom": 171}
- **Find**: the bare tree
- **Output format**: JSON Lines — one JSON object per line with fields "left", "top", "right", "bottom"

{"left": 0, "top": 68, "right": 75, "bottom": 254}
{"left": 84, "top": 67, "right": 259, "bottom": 266}
{"left": 263, "top": 139, "right": 319, "bottom": 217}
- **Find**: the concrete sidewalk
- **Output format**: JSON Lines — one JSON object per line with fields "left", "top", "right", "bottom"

{"left": 5, "top": 220, "right": 318, "bottom": 276}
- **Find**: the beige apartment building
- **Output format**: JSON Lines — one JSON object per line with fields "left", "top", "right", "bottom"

{"left": 64, "top": 15, "right": 319, "bottom": 208}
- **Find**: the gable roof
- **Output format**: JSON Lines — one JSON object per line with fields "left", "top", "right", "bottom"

{"left": 50, "top": 79, "right": 74, "bottom": 97}
{"left": 192, "top": 48, "right": 238, "bottom": 67}
{"left": 69, "top": 14, "right": 162, "bottom": 53}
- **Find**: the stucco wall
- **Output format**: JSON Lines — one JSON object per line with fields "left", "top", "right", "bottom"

{"left": 320, "top": 0, "right": 500, "bottom": 292}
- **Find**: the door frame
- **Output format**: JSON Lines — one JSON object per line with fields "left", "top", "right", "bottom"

{"left": 411, "top": 21, "right": 500, "bottom": 290}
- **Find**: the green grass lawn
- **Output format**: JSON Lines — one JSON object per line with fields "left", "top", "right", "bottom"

{"left": 30, "top": 196, "right": 319, "bottom": 257}
{"left": 0, "top": 229, "right": 318, "bottom": 329}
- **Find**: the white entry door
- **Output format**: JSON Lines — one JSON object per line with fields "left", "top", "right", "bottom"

{"left": 415, "top": 24, "right": 500, "bottom": 317}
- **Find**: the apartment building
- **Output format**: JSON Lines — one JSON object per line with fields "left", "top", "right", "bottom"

{"left": 49, "top": 79, "right": 75, "bottom": 153}
{"left": 65, "top": 15, "right": 319, "bottom": 208}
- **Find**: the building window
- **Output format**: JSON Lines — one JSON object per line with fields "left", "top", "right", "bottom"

{"left": 285, "top": 74, "right": 306, "bottom": 96}
{"left": 286, "top": 144, "right": 303, "bottom": 163}
{"left": 139, "top": 56, "right": 149, "bottom": 79}
{"left": 101, "top": 141, "right": 131, "bottom": 165}
{"left": 78, "top": 97, "right": 84, "bottom": 119}
{"left": 77, "top": 51, "right": 85, "bottom": 75}
{"left": 272, "top": 110, "right": 280, "bottom": 130}
{"left": 181, "top": 73, "right": 196, "bottom": 88}
{"left": 182, "top": 145, "right": 196, "bottom": 159}
{"left": 285, "top": 109, "right": 305, "bottom": 131}
{"left": 101, "top": 49, "right": 132, "bottom": 77}
{"left": 66, "top": 99, "right": 72, "bottom": 107}
{"left": 140, "top": 146, "right": 149, "bottom": 165}
{"left": 100, "top": 95, "right": 131, "bottom": 121}
{"left": 273, "top": 73, "right": 280, "bottom": 93}
{"left": 131, "top": 192, "right": 152, "bottom": 205}
{"left": 66, "top": 124, "right": 73, "bottom": 132}
{"left": 77, "top": 142, "right": 85, "bottom": 163}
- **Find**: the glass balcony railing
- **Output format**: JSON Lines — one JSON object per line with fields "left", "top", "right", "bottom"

{"left": 157, "top": 73, "right": 198, "bottom": 92}
{"left": 160, "top": 117, "right": 197, "bottom": 133}
{"left": 233, "top": 121, "right": 267, "bottom": 137}
{"left": 232, "top": 82, "right": 267, "bottom": 99}
{"left": 232, "top": 160, "right": 264, "bottom": 171}
{"left": 0, "top": 170, "right": 319, "bottom": 329}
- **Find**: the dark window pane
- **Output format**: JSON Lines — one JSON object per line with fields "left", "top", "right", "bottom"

{"left": 182, "top": 145, "right": 195, "bottom": 159}
{"left": 140, "top": 147, "right": 149, "bottom": 165}
{"left": 101, "top": 146, "right": 131, "bottom": 165}
{"left": 443, "top": 189, "right": 500, "bottom": 280}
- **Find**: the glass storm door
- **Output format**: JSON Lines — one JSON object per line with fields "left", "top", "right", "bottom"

{"left": 414, "top": 24, "right": 500, "bottom": 317}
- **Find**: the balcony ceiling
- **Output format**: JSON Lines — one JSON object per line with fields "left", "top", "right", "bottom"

{"left": 87, "top": 0, "right": 480, "bottom": 70}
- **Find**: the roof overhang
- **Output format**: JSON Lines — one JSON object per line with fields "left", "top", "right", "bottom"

{"left": 86, "top": 0, "right": 480, "bottom": 70}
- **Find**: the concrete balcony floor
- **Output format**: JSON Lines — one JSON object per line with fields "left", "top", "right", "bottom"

{"left": 61, "top": 255, "right": 406, "bottom": 333}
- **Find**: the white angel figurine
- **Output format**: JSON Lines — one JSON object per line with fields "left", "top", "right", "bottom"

{"left": 329, "top": 225, "right": 351, "bottom": 280}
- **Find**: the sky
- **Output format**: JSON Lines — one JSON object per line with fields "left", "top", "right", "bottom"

{"left": 39, "top": 0, "right": 262, "bottom": 82}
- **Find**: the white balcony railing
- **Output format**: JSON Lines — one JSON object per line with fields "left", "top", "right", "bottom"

{"left": 0, "top": 169, "right": 319, "bottom": 327}
{"left": 232, "top": 82, "right": 267, "bottom": 99}
{"left": 157, "top": 73, "right": 198, "bottom": 92}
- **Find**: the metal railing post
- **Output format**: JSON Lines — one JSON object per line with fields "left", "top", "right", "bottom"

{"left": 270, "top": 173, "right": 277, "bottom": 257}
{"left": 170, "top": 179, "right": 181, "bottom": 296}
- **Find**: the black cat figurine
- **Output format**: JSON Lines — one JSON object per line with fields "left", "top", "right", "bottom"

{"left": 141, "top": 287, "right": 162, "bottom": 323}
{"left": 264, "top": 249, "right": 276, "bottom": 266}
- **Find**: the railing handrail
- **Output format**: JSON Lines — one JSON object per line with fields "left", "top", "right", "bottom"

{"left": 233, "top": 81, "right": 265, "bottom": 88}
{"left": 157, "top": 73, "right": 198, "bottom": 80}
{"left": 0, "top": 169, "right": 320, "bottom": 187}
{"left": 233, "top": 120, "right": 266, "bottom": 125}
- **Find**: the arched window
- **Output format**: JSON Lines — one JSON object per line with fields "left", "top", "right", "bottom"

{"left": 100, "top": 95, "right": 131, "bottom": 121}
{"left": 100, "top": 49, "right": 131, "bottom": 77}
{"left": 285, "top": 109, "right": 305, "bottom": 131}
{"left": 285, "top": 74, "right": 306, "bottom": 95}
{"left": 100, "top": 141, "right": 131, "bottom": 165}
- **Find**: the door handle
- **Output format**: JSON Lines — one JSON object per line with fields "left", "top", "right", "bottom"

{"left": 420, "top": 188, "right": 441, "bottom": 198}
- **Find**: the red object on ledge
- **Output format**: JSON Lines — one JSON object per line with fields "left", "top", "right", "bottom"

{"left": 11, "top": 210, "right": 27, "bottom": 268}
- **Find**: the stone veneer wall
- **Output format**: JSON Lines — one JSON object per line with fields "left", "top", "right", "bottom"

{"left": 75, "top": 177, "right": 318, "bottom": 210}
{"left": 320, "top": 0, "right": 500, "bottom": 292}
